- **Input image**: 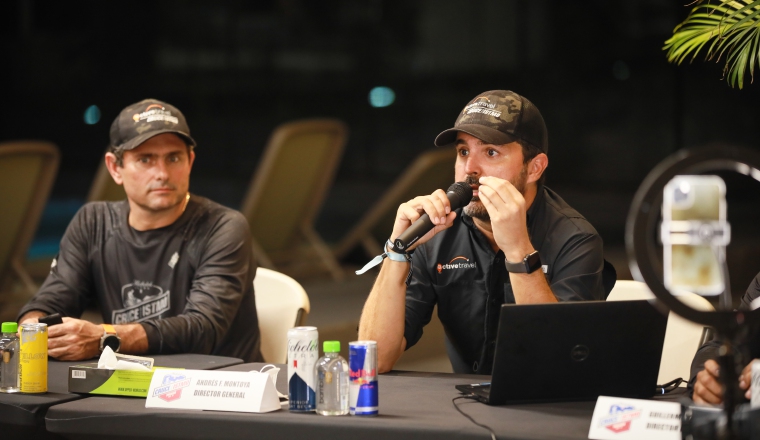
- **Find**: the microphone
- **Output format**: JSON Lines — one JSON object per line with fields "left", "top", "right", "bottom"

{"left": 393, "top": 182, "right": 473, "bottom": 252}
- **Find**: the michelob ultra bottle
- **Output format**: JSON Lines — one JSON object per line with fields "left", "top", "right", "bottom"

{"left": 287, "top": 326, "right": 318, "bottom": 411}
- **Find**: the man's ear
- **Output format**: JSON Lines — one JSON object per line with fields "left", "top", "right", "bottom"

{"left": 104, "top": 153, "right": 124, "bottom": 185}
{"left": 526, "top": 153, "right": 548, "bottom": 184}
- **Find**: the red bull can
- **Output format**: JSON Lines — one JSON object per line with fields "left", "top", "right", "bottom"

{"left": 287, "top": 326, "right": 318, "bottom": 412}
{"left": 349, "top": 340, "right": 378, "bottom": 416}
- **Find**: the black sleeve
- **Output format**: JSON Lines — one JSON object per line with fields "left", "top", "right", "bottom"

{"left": 139, "top": 211, "right": 255, "bottom": 355}
{"left": 688, "top": 271, "right": 760, "bottom": 393}
{"left": 549, "top": 232, "right": 606, "bottom": 301}
{"left": 403, "top": 247, "right": 436, "bottom": 350}
{"left": 739, "top": 272, "right": 760, "bottom": 310}
{"left": 17, "top": 206, "right": 94, "bottom": 320}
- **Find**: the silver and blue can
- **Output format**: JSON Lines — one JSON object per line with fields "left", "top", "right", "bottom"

{"left": 349, "top": 340, "right": 378, "bottom": 416}
{"left": 287, "top": 326, "right": 319, "bottom": 412}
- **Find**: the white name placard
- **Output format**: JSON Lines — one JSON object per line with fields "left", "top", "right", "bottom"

{"left": 146, "top": 369, "right": 281, "bottom": 413}
{"left": 588, "top": 396, "right": 681, "bottom": 440}
{"left": 751, "top": 359, "right": 760, "bottom": 408}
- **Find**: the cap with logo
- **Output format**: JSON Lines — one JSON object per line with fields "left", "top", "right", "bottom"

{"left": 434, "top": 90, "right": 548, "bottom": 154}
{"left": 109, "top": 99, "right": 196, "bottom": 152}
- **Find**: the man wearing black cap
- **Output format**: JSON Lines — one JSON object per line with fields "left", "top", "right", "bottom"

{"left": 359, "top": 90, "right": 611, "bottom": 374}
{"left": 18, "top": 99, "right": 262, "bottom": 362}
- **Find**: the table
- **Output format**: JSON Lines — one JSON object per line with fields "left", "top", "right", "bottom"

{"left": 0, "top": 354, "right": 242, "bottom": 440}
{"left": 44, "top": 366, "right": 688, "bottom": 440}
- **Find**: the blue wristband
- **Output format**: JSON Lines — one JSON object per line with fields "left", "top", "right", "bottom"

{"left": 355, "top": 240, "right": 412, "bottom": 275}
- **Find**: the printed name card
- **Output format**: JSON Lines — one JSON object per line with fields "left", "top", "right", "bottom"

{"left": 752, "top": 359, "right": 760, "bottom": 408}
{"left": 146, "top": 369, "right": 281, "bottom": 413}
{"left": 588, "top": 396, "right": 681, "bottom": 440}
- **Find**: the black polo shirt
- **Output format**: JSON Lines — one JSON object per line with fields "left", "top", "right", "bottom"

{"left": 403, "top": 185, "right": 606, "bottom": 374}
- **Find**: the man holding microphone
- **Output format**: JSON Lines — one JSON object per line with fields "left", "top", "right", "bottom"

{"left": 358, "top": 90, "right": 611, "bottom": 374}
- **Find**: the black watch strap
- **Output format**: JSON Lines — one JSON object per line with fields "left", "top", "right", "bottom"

{"left": 505, "top": 250, "right": 541, "bottom": 274}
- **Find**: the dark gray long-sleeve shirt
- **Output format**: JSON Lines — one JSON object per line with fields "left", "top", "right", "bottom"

{"left": 18, "top": 195, "right": 262, "bottom": 362}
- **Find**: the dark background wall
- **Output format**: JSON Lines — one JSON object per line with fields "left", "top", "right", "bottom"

{"left": 2, "top": 0, "right": 760, "bottom": 297}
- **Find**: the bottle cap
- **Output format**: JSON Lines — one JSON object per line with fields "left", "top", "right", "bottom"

{"left": 2, "top": 322, "right": 18, "bottom": 333}
{"left": 323, "top": 341, "right": 340, "bottom": 353}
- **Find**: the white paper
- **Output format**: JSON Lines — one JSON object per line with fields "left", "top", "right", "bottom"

{"left": 751, "top": 359, "right": 760, "bottom": 408}
{"left": 589, "top": 396, "right": 681, "bottom": 440}
{"left": 146, "top": 369, "right": 281, "bottom": 413}
{"left": 97, "top": 346, "right": 152, "bottom": 371}
{"left": 258, "top": 364, "right": 287, "bottom": 399}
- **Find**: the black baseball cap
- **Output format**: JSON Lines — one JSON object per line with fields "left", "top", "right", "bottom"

{"left": 434, "top": 90, "right": 548, "bottom": 154}
{"left": 109, "top": 99, "right": 196, "bottom": 152}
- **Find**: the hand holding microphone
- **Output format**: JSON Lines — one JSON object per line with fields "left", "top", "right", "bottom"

{"left": 391, "top": 182, "right": 473, "bottom": 252}
{"left": 356, "top": 182, "right": 472, "bottom": 275}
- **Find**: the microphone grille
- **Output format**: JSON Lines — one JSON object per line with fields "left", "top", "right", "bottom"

{"left": 447, "top": 182, "right": 474, "bottom": 210}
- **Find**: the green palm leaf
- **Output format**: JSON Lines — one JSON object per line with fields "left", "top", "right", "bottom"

{"left": 664, "top": 0, "right": 760, "bottom": 89}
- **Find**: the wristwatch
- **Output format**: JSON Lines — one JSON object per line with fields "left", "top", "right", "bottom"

{"left": 505, "top": 250, "right": 542, "bottom": 274}
{"left": 99, "top": 324, "right": 121, "bottom": 352}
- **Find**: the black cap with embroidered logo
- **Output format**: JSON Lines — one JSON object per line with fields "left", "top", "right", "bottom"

{"left": 434, "top": 90, "right": 548, "bottom": 154}
{"left": 109, "top": 99, "right": 196, "bottom": 152}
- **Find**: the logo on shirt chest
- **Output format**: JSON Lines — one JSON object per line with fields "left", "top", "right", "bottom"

{"left": 436, "top": 256, "right": 477, "bottom": 273}
{"left": 112, "top": 280, "right": 171, "bottom": 324}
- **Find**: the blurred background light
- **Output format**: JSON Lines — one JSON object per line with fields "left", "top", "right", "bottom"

{"left": 84, "top": 105, "right": 101, "bottom": 125}
{"left": 369, "top": 86, "right": 395, "bottom": 108}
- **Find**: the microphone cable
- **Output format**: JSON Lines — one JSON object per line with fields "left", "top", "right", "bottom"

{"left": 452, "top": 395, "right": 498, "bottom": 440}
{"left": 655, "top": 377, "right": 684, "bottom": 395}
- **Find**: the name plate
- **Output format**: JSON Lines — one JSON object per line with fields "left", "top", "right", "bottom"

{"left": 146, "top": 369, "right": 281, "bottom": 413}
{"left": 752, "top": 359, "right": 760, "bottom": 408}
{"left": 588, "top": 396, "right": 681, "bottom": 439}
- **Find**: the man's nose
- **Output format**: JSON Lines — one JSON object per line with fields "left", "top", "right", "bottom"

{"left": 463, "top": 155, "right": 481, "bottom": 176}
{"left": 154, "top": 160, "right": 169, "bottom": 180}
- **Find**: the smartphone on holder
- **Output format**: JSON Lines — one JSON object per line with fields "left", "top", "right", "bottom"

{"left": 661, "top": 175, "right": 730, "bottom": 296}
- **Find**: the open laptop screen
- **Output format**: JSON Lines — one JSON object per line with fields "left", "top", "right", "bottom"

{"left": 460, "top": 300, "right": 668, "bottom": 405}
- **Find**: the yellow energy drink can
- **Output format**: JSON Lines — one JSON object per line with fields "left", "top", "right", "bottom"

{"left": 19, "top": 323, "right": 48, "bottom": 393}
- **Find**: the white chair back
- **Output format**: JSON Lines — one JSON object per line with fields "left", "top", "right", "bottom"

{"left": 254, "top": 268, "right": 310, "bottom": 363}
{"left": 607, "top": 280, "right": 714, "bottom": 385}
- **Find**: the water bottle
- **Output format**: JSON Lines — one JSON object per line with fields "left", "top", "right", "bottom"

{"left": 315, "top": 340, "right": 349, "bottom": 416}
{"left": 0, "top": 322, "right": 20, "bottom": 393}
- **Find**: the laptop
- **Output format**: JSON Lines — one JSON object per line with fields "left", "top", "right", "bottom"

{"left": 456, "top": 300, "right": 668, "bottom": 405}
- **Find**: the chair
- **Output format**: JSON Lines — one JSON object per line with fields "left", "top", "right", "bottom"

{"left": 333, "top": 147, "right": 454, "bottom": 260}
{"left": 253, "top": 267, "right": 311, "bottom": 363}
{"left": 241, "top": 119, "right": 348, "bottom": 280}
{"left": 86, "top": 155, "right": 125, "bottom": 202}
{"left": 0, "top": 141, "right": 60, "bottom": 294}
{"left": 607, "top": 280, "right": 715, "bottom": 385}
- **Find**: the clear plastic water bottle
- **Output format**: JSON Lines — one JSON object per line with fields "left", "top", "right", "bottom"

{"left": 315, "top": 340, "right": 349, "bottom": 416}
{"left": 0, "top": 322, "right": 20, "bottom": 393}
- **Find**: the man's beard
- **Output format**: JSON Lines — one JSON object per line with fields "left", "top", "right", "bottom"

{"left": 463, "top": 165, "right": 528, "bottom": 221}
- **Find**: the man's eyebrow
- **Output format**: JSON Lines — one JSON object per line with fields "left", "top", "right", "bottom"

{"left": 136, "top": 149, "right": 185, "bottom": 157}
{"left": 455, "top": 138, "right": 501, "bottom": 148}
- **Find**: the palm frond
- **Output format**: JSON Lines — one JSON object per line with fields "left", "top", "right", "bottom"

{"left": 664, "top": 0, "right": 760, "bottom": 88}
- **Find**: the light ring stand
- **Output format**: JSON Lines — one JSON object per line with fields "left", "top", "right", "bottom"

{"left": 626, "top": 145, "right": 760, "bottom": 333}
{"left": 626, "top": 144, "right": 760, "bottom": 439}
